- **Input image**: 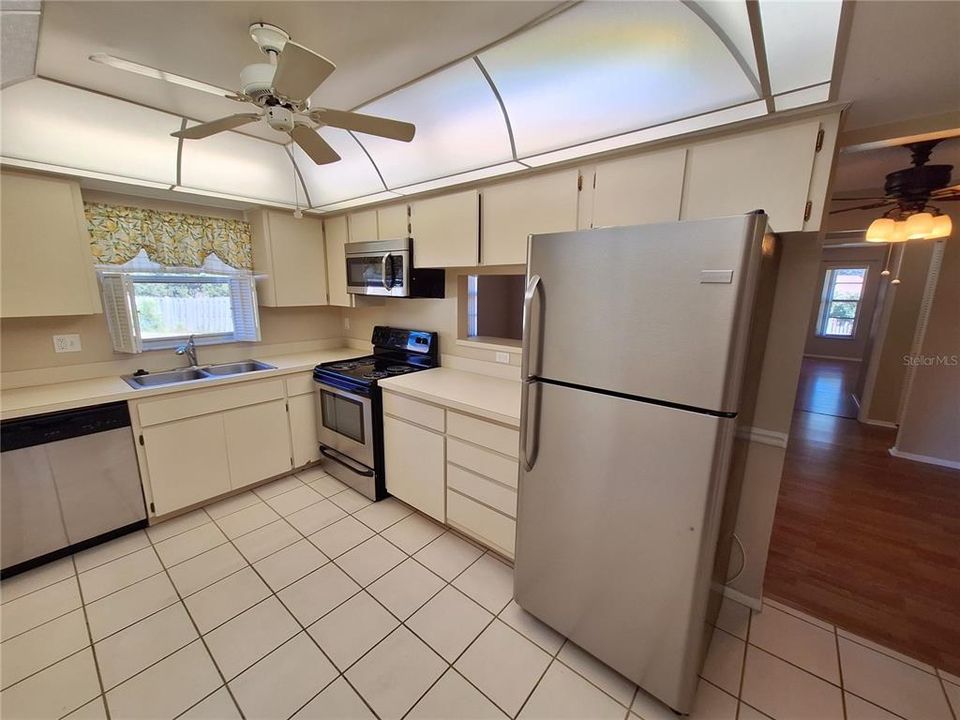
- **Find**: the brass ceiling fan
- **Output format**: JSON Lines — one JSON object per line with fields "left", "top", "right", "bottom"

{"left": 91, "top": 23, "right": 415, "bottom": 165}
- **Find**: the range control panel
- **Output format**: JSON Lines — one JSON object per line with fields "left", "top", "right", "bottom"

{"left": 371, "top": 326, "right": 438, "bottom": 356}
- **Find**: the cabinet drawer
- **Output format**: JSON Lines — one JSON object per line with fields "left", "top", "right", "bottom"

{"left": 285, "top": 373, "right": 315, "bottom": 397}
{"left": 447, "top": 438, "right": 518, "bottom": 489}
{"left": 137, "top": 379, "right": 285, "bottom": 427}
{"left": 383, "top": 392, "right": 444, "bottom": 432}
{"left": 447, "top": 412, "right": 518, "bottom": 458}
{"left": 447, "top": 491, "right": 516, "bottom": 558}
{"left": 447, "top": 464, "right": 517, "bottom": 518}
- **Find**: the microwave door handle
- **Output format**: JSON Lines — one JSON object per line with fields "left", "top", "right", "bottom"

{"left": 381, "top": 253, "right": 392, "bottom": 291}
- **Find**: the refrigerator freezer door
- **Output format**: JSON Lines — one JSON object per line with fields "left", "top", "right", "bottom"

{"left": 514, "top": 381, "right": 736, "bottom": 713}
{"left": 524, "top": 213, "right": 765, "bottom": 413}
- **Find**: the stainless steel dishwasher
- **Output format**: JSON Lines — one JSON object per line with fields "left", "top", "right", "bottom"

{"left": 1, "top": 402, "right": 147, "bottom": 577}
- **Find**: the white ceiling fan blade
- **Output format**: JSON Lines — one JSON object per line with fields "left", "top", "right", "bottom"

{"left": 172, "top": 114, "right": 261, "bottom": 139}
{"left": 272, "top": 41, "right": 336, "bottom": 102}
{"left": 89, "top": 53, "right": 235, "bottom": 98}
{"left": 931, "top": 184, "right": 960, "bottom": 197}
{"left": 310, "top": 108, "right": 416, "bottom": 142}
{"left": 290, "top": 125, "right": 341, "bottom": 165}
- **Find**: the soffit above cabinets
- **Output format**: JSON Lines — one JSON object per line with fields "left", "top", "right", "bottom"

{"left": 1, "top": 0, "right": 847, "bottom": 210}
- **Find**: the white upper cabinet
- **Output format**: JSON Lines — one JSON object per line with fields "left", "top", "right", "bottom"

{"left": 377, "top": 204, "right": 409, "bottom": 239}
{"left": 0, "top": 171, "right": 102, "bottom": 318}
{"left": 323, "top": 215, "right": 353, "bottom": 308}
{"left": 681, "top": 119, "right": 821, "bottom": 232}
{"left": 589, "top": 149, "right": 687, "bottom": 229}
{"left": 480, "top": 170, "right": 579, "bottom": 266}
{"left": 347, "top": 209, "right": 378, "bottom": 243}
{"left": 250, "top": 209, "right": 328, "bottom": 307}
{"left": 410, "top": 190, "right": 479, "bottom": 268}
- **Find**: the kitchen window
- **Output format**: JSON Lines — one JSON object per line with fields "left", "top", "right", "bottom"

{"left": 98, "top": 252, "right": 260, "bottom": 353}
{"left": 816, "top": 266, "right": 868, "bottom": 338}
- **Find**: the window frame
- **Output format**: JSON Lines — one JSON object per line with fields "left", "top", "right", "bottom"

{"left": 815, "top": 265, "right": 868, "bottom": 339}
{"left": 97, "top": 254, "right": 260, "bottom": 354}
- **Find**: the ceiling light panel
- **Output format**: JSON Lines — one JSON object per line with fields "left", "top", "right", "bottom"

{"left": 760, "top": 0, "right": 843, "bottom": 94}
{"left": 314, "top": 191, "right": 402, "bottom": 213}
{"left": 179, "top": 123, "right": 298, "bottom": 205}
{"left": 773, "top": 83, "right": 831, "bottom": 112}
{"left": 391, "top": 162, "right": 527, "bottom": 196}
{"left": 291, "top": 129, "right": 386, "bottom": 207}
{"left": 354, "top": 59, "right": 514, "bottom": 188}
{"left": 0, "top": 78, "right": 179, "bottom": 185}
{"left": 686, "top": 1, "right": 759, "bottom": 83}
{"left": 479, "top": 2, "right": 759, "bottom": 158}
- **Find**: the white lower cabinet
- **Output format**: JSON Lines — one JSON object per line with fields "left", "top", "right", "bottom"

{"left": 382, "top": 391, "right": 519, "bottom": 558}
{"left": 141, "top": 415, "right": 232, "bottom": 516}
{"left": 383, "top": 414, "right": 445, "bottom": 522}
{"left": 224, "top": 400, "right": 291, "bottom": 489}
{"left": 134, "top": 376, "right": 314, "bottom": 517}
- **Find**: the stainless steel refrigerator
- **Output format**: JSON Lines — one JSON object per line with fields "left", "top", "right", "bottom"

{"left": 514, "top": 212, "right": 767, "bottom": 714}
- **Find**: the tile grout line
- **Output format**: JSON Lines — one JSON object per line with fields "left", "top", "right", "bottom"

{"left": 940, "top": 672, "right": 959, "bottom": 720}
{"left": 69, "top": 555, "right": 111, "bottom": 720}
{"left": 835, "top": 622, "right": 848, "bottom": 720}
{"left": 143, "top": 518, "right": 249, "bottom": 720}
{"left": 734, "top": 603, "right": 752, "bottom": 719}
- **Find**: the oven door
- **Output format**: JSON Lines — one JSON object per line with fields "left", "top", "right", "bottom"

{"left": 314, "top": 381, "right": 375, "bottom": 470}
{"left": 346, "top": 250, "right": 410, "bottom": 297}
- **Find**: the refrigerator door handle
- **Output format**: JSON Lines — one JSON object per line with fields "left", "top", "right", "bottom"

{"left": 521, "top": 274, "right": 543, "bottom": 381}
{"left": 520, "top": 379, "right": 541, "bottom": 471}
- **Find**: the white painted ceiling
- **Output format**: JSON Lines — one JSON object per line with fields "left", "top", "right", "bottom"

{"left": 834, "top": 0, "right": 960, "bottom": 132}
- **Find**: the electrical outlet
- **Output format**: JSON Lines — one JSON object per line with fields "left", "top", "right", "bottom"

{"left": 343, "top": 317, "right": 351, "bottom": 331}
{"left": 53, "top": 334, "right": 82, "bottom": 353}
{"left": 495, "top": 351, "right": 510, "bottom": 364}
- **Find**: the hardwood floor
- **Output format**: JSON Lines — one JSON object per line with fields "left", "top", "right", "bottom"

{"left": 794, "top": 357, "right": 861, "bottom": 418}
{"left": 765, "top": 410, "right": 960, "bottom": 674}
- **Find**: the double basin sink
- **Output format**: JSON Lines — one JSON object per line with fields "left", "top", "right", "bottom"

{"left": 122, "top": 360, "right": 276, "bottom": 389}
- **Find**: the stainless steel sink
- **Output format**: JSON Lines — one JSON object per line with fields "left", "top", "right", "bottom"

{"left": 122, "top": 359, "right": 275, "bottom": 389}
{"left": 204, "top": 360, "right": 275, "bottom": 376}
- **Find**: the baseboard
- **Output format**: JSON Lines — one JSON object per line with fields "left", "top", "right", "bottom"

{"left": 803, "top": 354, "right": 863, "bottom": 362}
{"left": 861, "top": 418, "right": 899, "bottom": 429}
{"left": 735, "top": 426, "right": 789, "bottom": 448}
{"left": 722, "top": 585, "right": 762, "bottom": 612}
{"left": 888, "top": 447, "right": 960, "bottom": 470}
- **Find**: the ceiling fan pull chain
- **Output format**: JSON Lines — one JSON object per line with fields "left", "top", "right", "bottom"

{"left": 891, "top": 244, "right": 907, "bottom": 286}
{"left": 881, "top": 243, "right": 892, "bottom": 277}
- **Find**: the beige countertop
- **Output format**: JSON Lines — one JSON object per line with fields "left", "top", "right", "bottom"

{"left": 379, "top": 367, "right": 522, "bottom": 428}
{"left": 0, "top": 347, "right": 363, "bottom": 421}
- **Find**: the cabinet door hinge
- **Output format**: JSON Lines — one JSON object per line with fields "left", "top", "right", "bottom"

{"left": 803, "top": 201, "right": 813, "bottom": 222}
{"left": 285, "top": 401, "right": 289, "bottom": 411}
{"left": 577, "top": 174, "right": 583, "bottom": 191}
{"left": 815, "top": 128, "right": 825, "bottom": 153}
{"left": 149, "top": 501, "right": 155, "bottom": 513}
{"left": 138, "top": 434, "right": 144, "bottom": 446}
{"left": 592, "top": 172, "right": 597, "bottom": 189}
{"left": 290, "top": 457, "right": 294, "bottom": 467}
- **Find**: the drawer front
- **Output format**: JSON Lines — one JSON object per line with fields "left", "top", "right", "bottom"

{"left": 447, "top": 464, "right": 517, "bottom": 518}
{"left": 284, "top": 372, "right": 315, "bottom": 397}
{"left": 383, "top": 391, "right": 445, "bottom": 432}
{"left": 137, "top": 379, "right": 285, "bottom": 427}
{"left": 447, "top": 437, "right": 518, "bottom": 489}
{"left": 447, "top": 491, "right": 516, "bottom": 558}
{"left": 447, "top": 412, "right": 519, "bottom": 459}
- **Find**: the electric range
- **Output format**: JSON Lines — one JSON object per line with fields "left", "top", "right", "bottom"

{"left": 312, "top": 326, "right": 439, "bottom": 500}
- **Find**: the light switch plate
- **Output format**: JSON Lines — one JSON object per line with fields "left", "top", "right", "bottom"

{"left": 53, "top": 334, "right": 82, "bottom": 353}
{"left": 495, "top": 352, "right": 510, "bottom": 364}
{"left": 343, "top": 317, "right": 350, "bottom": 331}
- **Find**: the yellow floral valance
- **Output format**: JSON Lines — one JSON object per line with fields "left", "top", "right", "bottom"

{"left": 86, "top": 203, "right": 252, "bottom": 270}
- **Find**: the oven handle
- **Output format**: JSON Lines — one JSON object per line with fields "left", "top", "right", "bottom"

{"left": 319, "top": 444, "right": 375, "bottom": 477}
{"left": 381, "top": 252, "right": 392, "bottom": 291}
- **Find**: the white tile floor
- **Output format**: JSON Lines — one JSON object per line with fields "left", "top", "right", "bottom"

{"left": 2, "top": 469, "right": 959, "bottom": 720}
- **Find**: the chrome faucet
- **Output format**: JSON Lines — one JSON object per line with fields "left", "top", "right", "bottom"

{"left": 175, "top": 335, "right": 198, "bottom": 367}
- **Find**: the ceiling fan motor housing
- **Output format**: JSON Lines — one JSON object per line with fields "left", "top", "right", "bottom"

{"left": 265, "top": 105, "right": 295, "bottom": 133}
{"left": 239, "top": 62, "right": 277, "bottom": 100}
{"left": 884, "top": 164, "right": 953, "bottom": 209}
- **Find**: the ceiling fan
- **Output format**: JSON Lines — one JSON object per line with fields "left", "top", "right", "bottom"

{"left": 830, "top": 140, "right": 959, "bottom": 218}
{"left": 91, "top": 23, "right": 415, "bottom": 165}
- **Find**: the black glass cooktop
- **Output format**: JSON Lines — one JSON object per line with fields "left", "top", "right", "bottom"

{"left": 321, "top": 356, "right": 423, "bottom": 382}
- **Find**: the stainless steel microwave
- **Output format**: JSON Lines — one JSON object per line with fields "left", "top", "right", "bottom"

{"left": 345, "top": 238, "right": 444, "bottom": 298}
